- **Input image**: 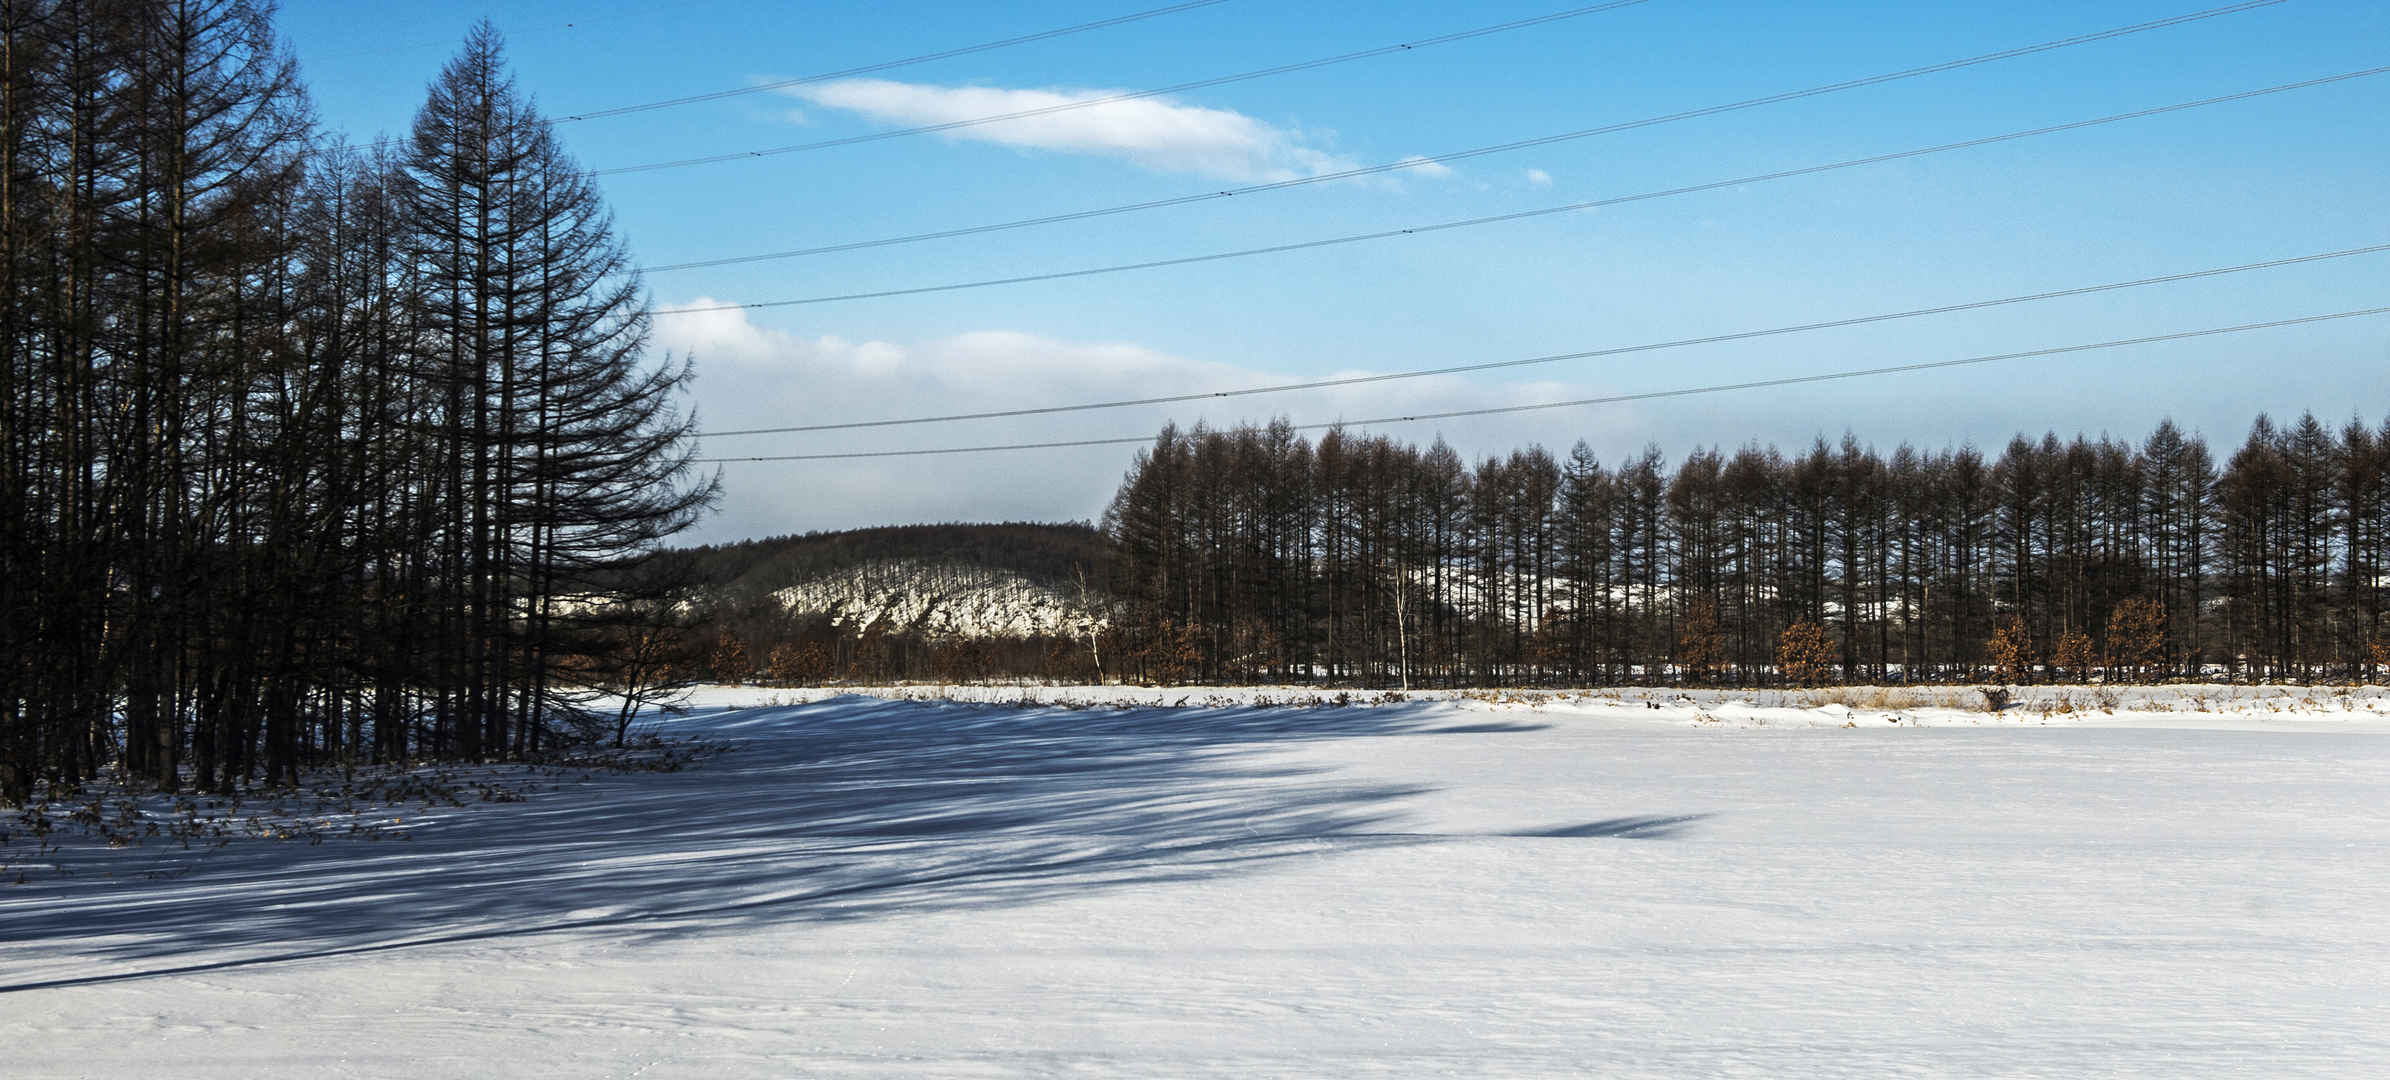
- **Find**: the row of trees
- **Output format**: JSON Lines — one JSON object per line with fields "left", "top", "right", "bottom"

{"left": 1102, "top": 413, "right": 2390, "bottom": 687}
{"left": 702, "top": 623, "right": 1103, "bottom": 689}
{"left": 1, "top": 4, "right": 709, "bottom": 803}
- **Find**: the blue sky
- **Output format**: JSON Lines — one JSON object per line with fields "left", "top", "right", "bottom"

{"left": 281, "top": 1, "right": 2389, "bottom": 542}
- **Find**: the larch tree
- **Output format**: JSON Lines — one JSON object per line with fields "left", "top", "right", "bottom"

{"left": 402, "top": 21, "right": 712, "bottom": 759}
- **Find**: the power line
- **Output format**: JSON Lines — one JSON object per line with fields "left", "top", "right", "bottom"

{"left": 326, "top": 2, "right": 1237, "bottom": 153}
{"left": 652, "top": 65, "right": 2390, "bottom": 317}
{"left": 695, "top": 306, "right": 2390, "bottom": 462}
{"left": 693, "top": 241, "right": 2390, "bottom": 438}
{"left": 311, "top": 16, "right": 596, "bottom": 61}
{"left": 558, "top": 1, "right": 1236, "bottom": 124}
{"left": 594, "top": 0, "right": 1659, "bottom": 177}
{"left": 638, "top": 0, "right": 2287, "bottom": 275}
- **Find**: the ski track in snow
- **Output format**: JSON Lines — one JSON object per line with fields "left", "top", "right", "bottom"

{"left": 7, "top": 687, "right": 2390, "bottom": 1077}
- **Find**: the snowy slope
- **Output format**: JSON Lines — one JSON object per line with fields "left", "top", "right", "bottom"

{"left": 770, "top": 558, "right": 1105, "bottom": 640}
{"left": 9, "top": 691, "right": 2390, "bottom": 1076}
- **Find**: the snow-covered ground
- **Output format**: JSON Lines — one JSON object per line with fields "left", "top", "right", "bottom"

{"left": 8, "top": 687, "right": 2390, "bottom": 1076}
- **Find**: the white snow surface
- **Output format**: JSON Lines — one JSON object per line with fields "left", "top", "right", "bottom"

{"left": 769, "top": 558, "right": 1104, "bottom": 640}
{"left": 9, "top": 685, "right": 2390, "bottom": 1076}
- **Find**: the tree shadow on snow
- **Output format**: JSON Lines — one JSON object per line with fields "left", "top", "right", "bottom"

{"left": 0, "top": 696, "right": 1695, "bottom": 992}
{"left": 1510, "top": 814, "right": 1710, "bottom": 839}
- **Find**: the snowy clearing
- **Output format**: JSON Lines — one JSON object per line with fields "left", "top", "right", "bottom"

{"left": 8, "top": 688, "right": 2390, "bottom": 1076}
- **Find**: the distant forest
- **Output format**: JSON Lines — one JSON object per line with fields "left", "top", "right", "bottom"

{"left": 671, "top": 412, "right": 2389, "bottom": 691}
{"left": 0, "top": 8, "right": 708, "bottom": 802}
{"left": 1100, "top": 413, "right": 2390, "bottom": 687}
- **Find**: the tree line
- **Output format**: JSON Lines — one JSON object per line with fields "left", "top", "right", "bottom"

{"left": 1, "top": 3, "right": 710, "bottom": 804}
{"left": 1101, "top": 413, "right": 2390, "bottom": 687}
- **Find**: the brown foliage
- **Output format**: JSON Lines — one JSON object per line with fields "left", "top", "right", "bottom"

{"left": 2049, "top": 628, "right": 2094, "bottom": 682}
{"left": 1127, "top": 617, "right": 1206, "bottom": 684}
{"left": 1986, "top": 617, "right": 2036, "bottom": 683}
{"left": 766, "top": 641, "right": 830, "bottom": 685}
{"left": 1159, "top": 618, "right": 1205, "bottom": 684}
{"left": 1777, "top": 620, "right": 1838, "bottom": 686}
{"left": 708, "top": 635, "right": 750, "bottom": 682}
{"left": 2105, "top": 596, "right": 2168, "bottom": 678}
{"left": 1229, "top": 617, "right": 1282, "bottom": 682}
{"left": 1677, "top": 599, "right": 1725, "bottom": 683}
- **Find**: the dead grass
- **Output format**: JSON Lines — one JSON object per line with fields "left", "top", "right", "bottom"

{"left": 1792, "top": 686, "right": 1976, "bottom": 711}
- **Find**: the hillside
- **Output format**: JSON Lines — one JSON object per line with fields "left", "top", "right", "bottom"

{"left": 772, "top": 559, "right": 1106, "bottom": 640}
{"left": 675, "top": 522, "right": 1112, "bottom": 642}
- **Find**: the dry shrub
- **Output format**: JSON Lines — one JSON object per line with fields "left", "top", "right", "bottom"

{"left": 708, "top": 634, "right": 749, "bottom": 681}
{"left": 1677, "top": 599, "right": 1725, "bottom": 683}
{"left": 2106, "top": 597, "right": 2168, "bottom": 679}
{"left": 2050, "top": 628, "right": 2094, "bottom": 683}
{"left": 1986, "top": 617, "right": 2035, "bottom": 684}
{"left": 766, "top": 641, "right": 830, "bottom": 685}
{"left": 1809, "top": 686, "right": 1926, "bottom": 711}
{"left": 1778, "top": 620, "right": 1838, "bottom": 687}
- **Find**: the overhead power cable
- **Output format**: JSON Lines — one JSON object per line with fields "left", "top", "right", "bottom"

{"left": 694, "top": 241, "right": 2390, "bottom": 438}
{"left": 696, "top": 306, "right": 2390, "bottom": 462}
{"left": 328, "top": 2, "right": 1237, "bottom": 153}
{"left": 652, "top": 65, "right": 2390, "bottom": 317}
{"left": 558, "top": 0, "right": 1236, "bottom": 124}
{"left": 595, "top": 0, "right": 1659, "bottom": 177}
{"left": 640, "top": 0, "right": 2289, "bottom": 274}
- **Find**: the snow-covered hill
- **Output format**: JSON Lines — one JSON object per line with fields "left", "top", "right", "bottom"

{"left": 771, "top": 558, "right": 1106, "bottom": 640}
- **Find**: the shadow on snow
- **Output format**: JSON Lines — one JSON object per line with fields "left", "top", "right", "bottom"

{"left": 0, "top": 695, "right": 1697, "bottom": 992}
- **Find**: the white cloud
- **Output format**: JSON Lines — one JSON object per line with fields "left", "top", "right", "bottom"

{"left": 1394, "top": 155, "right": 1454, "bottom": 179}
{"left": 1525, "top": 168, "right": 1554, "bottom": 187}
{"left": 782, "top": 78, "right": 1355, "bottom": 181}
{"left": 656, "top": 304, "right": 1665, "bottom": 543}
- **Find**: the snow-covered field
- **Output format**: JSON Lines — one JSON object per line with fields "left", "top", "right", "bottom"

{"left": 8, "top": 686, "right": 2390, "bottom": 1076}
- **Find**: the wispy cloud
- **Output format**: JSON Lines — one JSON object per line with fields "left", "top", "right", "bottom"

{"left": 1525, "top": 168, "right": 1553, "bottom": 187}
{"left": 782, "top": 78, "right": 1355, "bottom": 181}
